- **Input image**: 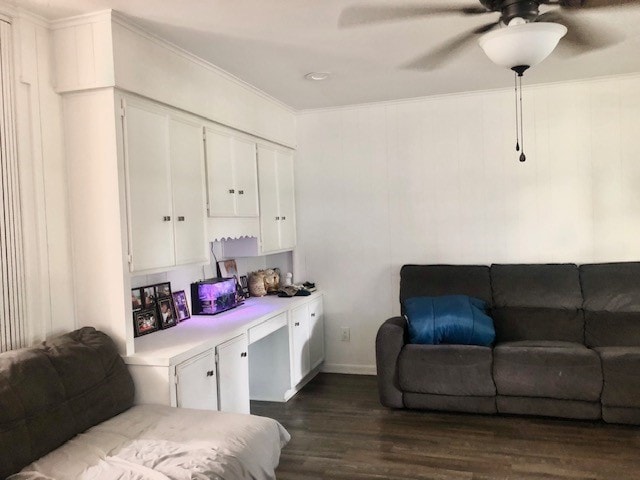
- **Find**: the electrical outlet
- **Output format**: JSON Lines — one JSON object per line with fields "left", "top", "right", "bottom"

{"left": 340, "top": 327, "right": 350, "bottom": 342}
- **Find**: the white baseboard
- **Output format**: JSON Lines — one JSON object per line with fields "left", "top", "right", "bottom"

{"left": 321, "top": 363, "right": 377, "bottom": 375}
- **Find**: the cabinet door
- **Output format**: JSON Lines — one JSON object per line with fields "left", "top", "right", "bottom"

{"left": 276, "top": 149, "right": 296, "bottom": 251}
{"left": 257, "top": 145, "right": 281, "bottom": 253}
{"left": 204, "top": 128, "right": 236, "bottom": 217}
{"left": 290, "top": 305, "right": 311, "bottom": 386}
{"left": 124, "top": 101, "right": 174, "bottom": 272}
{"left": 217, "top": 334, "right": 250, "bottom": 414}
{"left": 176, "top": 350, "right": 218, "bottom": 411}
{"left": 170, "top": 117, "right": 207, "bottom": 265}
{"left": 308, "top": 298, "right": 324, "bottom": 369}
{"left": 233, "top": 137, "right": 259, "bottom": 217}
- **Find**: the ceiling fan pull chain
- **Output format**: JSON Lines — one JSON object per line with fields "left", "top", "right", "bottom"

{"left": 519, "top": 74, "right": 526, "bottom": 162}
{"left": 514, "top": 72, "right": 520, "bottom": 153}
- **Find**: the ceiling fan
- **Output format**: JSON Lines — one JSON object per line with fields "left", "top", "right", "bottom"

{"left": 339, "top": 0, "right": 637, "bottom": 70}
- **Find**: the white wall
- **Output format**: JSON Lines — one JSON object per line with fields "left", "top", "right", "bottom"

{"left": 11, "top": 10, "right": 76, "bottom": 344}
{"left": 295, "top": 74, "right": 640, "bottom": 374}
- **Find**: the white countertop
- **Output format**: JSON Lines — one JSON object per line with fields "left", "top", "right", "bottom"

{"left": 124, "top": 292, "right": 322, "bottom": 367}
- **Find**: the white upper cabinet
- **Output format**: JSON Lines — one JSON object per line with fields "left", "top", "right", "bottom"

{"left": 204, "top": 126, "right": 259, "bottom": 218}
{"left": 170, "top": 117, "right": 208, "bottom": 265}
{"left": 124, "top": 100, "right": 175, "bottom": 272}
{"left": 256, "top": 145, "right": 297, "bottom": 254}
{"left": 122, "top": 96, "right": 207, "bottom": 273}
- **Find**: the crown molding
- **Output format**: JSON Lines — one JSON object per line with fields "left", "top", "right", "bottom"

{"left": 108, "top": 10, "right": 295, "bottom": 114}
{"left": 297, "top": 71, "right": 640, "bottom": 115}
{"left": 49, "top": 9, "right": 112, "bottom": 30}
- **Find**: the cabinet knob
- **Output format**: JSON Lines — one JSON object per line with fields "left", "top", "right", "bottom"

{"left": 163, "top": 216, "right": 171, "bottom": 222}
{"left": 282, "top": 216, "right": 286, "bottom": 220}
{"left": 229, "top": 189, "right": 235, "bottom": 194}
{"left": 311, "top": 313, "right": 316, "bottom": 317}
{"left": 275, "top": 216, "right": 280, "bottom": 220}
{"left": 240, "top": 352, "right": 247, "bottom": 358}
{"left": 177, "top": 216, "right": 185, "bottom": 222}
{"left": 238, "top": 190, "right": 244, "bottom": 195}
{"left": 294, "top": 322, "right": 300, "bottom": 326}
{"left": 206, "top": 370, "right": 214, "bottom": 377}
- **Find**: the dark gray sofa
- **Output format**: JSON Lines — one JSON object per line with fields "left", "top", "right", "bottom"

{"left": 376, "top": 262, "right": 640, "bottom": 424}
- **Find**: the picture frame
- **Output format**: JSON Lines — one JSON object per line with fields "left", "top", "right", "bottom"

{"left": 142, "top": 286, "right": 156, "bottom": 309}
{"left": 158, "top": 297, "right": 178, "bottom": 329}
{"left": 131, "top": 288, "right": 143, "bottom": 311}
{"left": 172, "top": 290, "right": 191, "bottom": 321}
{"left": 134, "top": 308, "right": 159, "bottom": 337}
{"left": 155, "top": 282, "right": 172, "bottom": 299}
{"left": 238, "top": 275, "right": 249, "bottom": 299}
{"left": 218, "top": 259, "right": 238, "bottom": 279}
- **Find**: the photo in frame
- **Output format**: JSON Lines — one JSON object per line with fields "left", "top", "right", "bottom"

{"left": 172, "top": 290, "right": 190, "bottom": 321}
{"left": 131, "top": 288, "right": 143, "bottom": 311}
{"left": 134, "top": 308, "right": 159, "bottom": 337}
{"left": 218, "top": 259, "right": 238, "bottom": 279}
{"left": 158, "top": 297, "right": 177, "bottom": 329}
{"left": 155, "top": 282, "right": 172, "bottom": 299}
{"left": 142, "top": 286, "right": 156, "bottom": 309}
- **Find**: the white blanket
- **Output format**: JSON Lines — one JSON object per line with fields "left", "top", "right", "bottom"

{"left": 10, "top": 405, "right": 290, "bottom": 480}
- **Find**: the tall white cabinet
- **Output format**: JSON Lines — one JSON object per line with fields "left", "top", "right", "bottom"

{"left": 257, "top": 145, "right": 296, "bottom": 253}
{"left": 122, "top": 97, "right": 207, "bottom": 272}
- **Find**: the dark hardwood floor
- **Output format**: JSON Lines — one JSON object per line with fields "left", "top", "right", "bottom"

{"left": 251, "top": 373, "right": 640, "bottom": 480}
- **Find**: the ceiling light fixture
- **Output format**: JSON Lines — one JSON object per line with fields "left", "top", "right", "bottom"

{"left": 304, "top": 72, "right": 331, "bottom": 81}
{"left": 478, "top": 20, "right": 566, "bottom": 162}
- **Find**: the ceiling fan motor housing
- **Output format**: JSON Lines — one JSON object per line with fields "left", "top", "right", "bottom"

{"left": 480, "top": 0, "right": 541, "bottom": 24}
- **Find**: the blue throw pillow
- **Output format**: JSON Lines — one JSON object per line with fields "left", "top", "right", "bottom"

{"left": 404, "top": 295, "right": 495, "bottom": 346}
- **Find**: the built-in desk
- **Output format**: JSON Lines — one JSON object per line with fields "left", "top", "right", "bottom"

{"left": 124, "top": 292, "right": 323, "bottom": 414}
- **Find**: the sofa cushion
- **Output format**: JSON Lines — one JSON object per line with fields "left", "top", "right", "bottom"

{"left": 0, "top": 327, "right": 134, "bottom": 479}
{"left": 398, "top": 344, "right": 495, "bottom": 397}
{"left": 594, "top": 347, "right": 640, "bottom": 408}
{"left": 491, "top": 263, "right": 583, "bottom": 309}
{"left": 493, "top": 341, "right": 602, "bottom": 402}
{"left": 490, "top": 264, "right": 584, "bottom": 342}
{"left": 404, "top": 295, "right": 495, "bottom": 346}
{"left": 400, "top": 265, "right": 492, "bottom": 309}
{"left": 581, "top": 263, "right": 640, "bottom": 347}
{"left": 491, "top": 307, "right": 584, "bottom": 343}
{"left": 580, "top": 262, "right": 640, "bottom": 312}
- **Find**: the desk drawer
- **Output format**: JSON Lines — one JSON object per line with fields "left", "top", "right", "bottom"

{"left": 248, "top": 312, "right": 287, "bottom": 344}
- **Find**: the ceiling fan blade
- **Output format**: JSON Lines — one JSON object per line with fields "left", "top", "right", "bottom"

{"left": 338, "top": 4, "right": 489, "bottom": 28}
{"left": 545, "top": 0, "right": 640, "bottom": 9}
{"left": 403, "top": 22, "right": 498, "bottom": 71}
{"left": 538, "top": 11, "right": 622, "bottom": 52}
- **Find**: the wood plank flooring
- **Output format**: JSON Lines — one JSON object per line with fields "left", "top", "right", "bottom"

{"left": 251, "top": 373, "right": 640, "bottom": 480}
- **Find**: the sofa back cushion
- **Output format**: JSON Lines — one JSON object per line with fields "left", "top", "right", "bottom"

{"left": 580, "top": 262, "right": 640, "bottom": 347}
{"left": 400, "top": 265, "right": 492, "bottom": 312}
{"left": 490, "top": 264, "right": 584, "bottom": 343}
{"left": 0, "top": 327, "right": 135, "bottom": 478}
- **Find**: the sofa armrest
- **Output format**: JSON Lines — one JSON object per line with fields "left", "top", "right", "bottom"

{"left": 375, "top": 316, "right": 407, "bottom": 408}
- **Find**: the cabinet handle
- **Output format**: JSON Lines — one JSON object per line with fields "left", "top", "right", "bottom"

{"left": 282, "top": 216, "right": 286, "bottom": 220}
{"left": 240, "top": 352, "right": 247, "bottom": 358}
{"left": 311, "top": 313, "right": 316, "bottom": 317}
{"left": 177, "top": 216, "right": 185, "bottom": 222}
{"left": 206, "top": 370, "right": 214, "bottom": 377}
{"left": 229, "top": 189, "right": 235, "bottom": 194}
{"left": 294, "top": 322, "right": 300, "bottom": 326}
{"left": 163, "top": 216, "right": 171, "bottom": 222}
{"left": 275, "top": 216, "right": 280, "bottom": 220}
{"left": 238, "top": 190, "right": 244, "bottom": 195}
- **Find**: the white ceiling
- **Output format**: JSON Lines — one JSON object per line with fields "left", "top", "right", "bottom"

{"left": 11, "top": 0, "right": 640, "bottom": 110}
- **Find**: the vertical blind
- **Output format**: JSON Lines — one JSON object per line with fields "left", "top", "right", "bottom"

{"left": 0, "top": 19, "right": 27, "bottom": 352}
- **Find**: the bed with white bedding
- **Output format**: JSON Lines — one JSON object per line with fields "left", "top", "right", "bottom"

{"left": 0, "top": 328, "right": 289, "bottom": 480}
{"left": 10, "top": 405, "right": 290, "bottom": 480}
